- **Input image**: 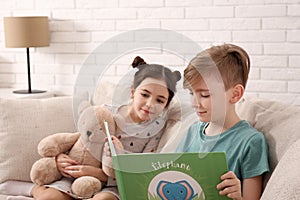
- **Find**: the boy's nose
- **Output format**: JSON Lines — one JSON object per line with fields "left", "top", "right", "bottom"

{"left": 191, "top": 96, "right": 199, "bottom": 106}
{"left": 191, "top": 96, "right": 202, "bottom": 108}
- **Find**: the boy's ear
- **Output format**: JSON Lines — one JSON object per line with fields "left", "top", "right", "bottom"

{"left": 230, "top": 84, "right": 244, "bottom": 104}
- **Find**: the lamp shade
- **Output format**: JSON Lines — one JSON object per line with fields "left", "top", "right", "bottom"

{"left": 4, "top": 16, "right": 49, "bottom": 48}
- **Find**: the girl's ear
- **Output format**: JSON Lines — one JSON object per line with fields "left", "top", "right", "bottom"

{"left": 230, "top": 84, "right": 244, "bottom": 104}
{"left": 130, "top": 88, "right": 135, "bottom": 99}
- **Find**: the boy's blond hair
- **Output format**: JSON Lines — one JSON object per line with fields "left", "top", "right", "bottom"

{"left": 184, "top": 44, "right": 250, "bottom": 90}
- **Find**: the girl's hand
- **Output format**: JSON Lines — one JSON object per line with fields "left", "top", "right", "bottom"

{"left": 217, "top": 171, "right": 242, "bottom": 200}
{"left": 102, "top": 136, "right": 124, "bottom": 178}
{"left": 55, "top": 153, "right": 78, "bottom": 178}
{"left": 64, "top": 165, "right": 108, "bottom": 182}
{"left": 64, "top": 165, "right": 96, "bottom": 178}
{"left": 104, "top": 135, "right": 124, "bottom": 156}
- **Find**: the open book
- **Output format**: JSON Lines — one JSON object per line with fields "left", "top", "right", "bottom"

{"left": 104, "top": 121, "right": 230, "bottom": 200}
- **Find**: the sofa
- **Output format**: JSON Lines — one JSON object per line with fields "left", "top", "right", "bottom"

{"left": 0, "top": 82, "right": 299, "bottom": 200}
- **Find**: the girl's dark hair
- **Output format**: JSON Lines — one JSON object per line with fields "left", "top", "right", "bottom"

{"left": 131, "top": 56, "right": 181, "bottom": 107}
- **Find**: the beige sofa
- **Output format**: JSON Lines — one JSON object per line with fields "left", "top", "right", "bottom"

{"left": 0, "top": 89, "right": 299, "bottom": 199}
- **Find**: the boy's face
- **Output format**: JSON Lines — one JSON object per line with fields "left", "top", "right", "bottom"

{"left": 129, "top": 78, "right": 169, "bottom": 123}
{"left": 188, "top": 76, "right": 228, "bottom": 123}
{"left": 189, "top": 78, "right": 212, "bottom": 123}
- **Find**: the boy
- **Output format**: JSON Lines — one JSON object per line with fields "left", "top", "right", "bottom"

{"left": 176, "top": 44, "right": 269, "bottom": 200}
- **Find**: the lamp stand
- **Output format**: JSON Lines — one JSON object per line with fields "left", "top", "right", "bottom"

{"left": 13, "top": 48, "right": 46, "bottom": 94}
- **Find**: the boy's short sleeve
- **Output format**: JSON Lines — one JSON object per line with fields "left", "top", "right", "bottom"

{"left": 175, "top": 124, "right": 199, "bottom": 153}
{"left": 175, "top": 128, "right": 191, "bottom": 152}
{"left": 241, "top": 133, "right": 269, "bottom": 179}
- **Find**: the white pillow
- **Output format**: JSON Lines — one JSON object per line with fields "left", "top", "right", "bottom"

{"left": 93, "top": 81, "right": 117, "bottom": 105}
{"left": 0, "top": 97, "right": 76, "bottom": 183}
{"left": 261, "top": 139, "right": 300, "bottom": 200}
{"left": 236, "top": 98, "right": 300, "bottom": 185}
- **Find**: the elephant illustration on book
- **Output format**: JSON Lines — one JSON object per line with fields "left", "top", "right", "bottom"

{"left": 156, "top": 180, "right": 197, "bottom": 200}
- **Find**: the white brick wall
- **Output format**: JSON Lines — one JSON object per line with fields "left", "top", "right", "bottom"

{"left": 0, "top": 0, "right": 299, "bottom": 105}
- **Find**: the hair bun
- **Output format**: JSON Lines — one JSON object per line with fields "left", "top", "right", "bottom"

{"left": 132, "top": 56, "right": 147, "bottom": 68}
{"left": 173, "top": 70, "right": 181, "bottom": 82}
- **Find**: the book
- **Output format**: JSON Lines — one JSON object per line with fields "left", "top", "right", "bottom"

{"left": 104, "top": 121, "right": 230, "bottom": 200}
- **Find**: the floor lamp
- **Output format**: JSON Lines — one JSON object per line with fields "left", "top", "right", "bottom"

{"left": 3, "top": 16, "right": 50, "bottom": 94}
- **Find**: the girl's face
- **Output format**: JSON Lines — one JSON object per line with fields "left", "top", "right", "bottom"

{"left": 129, "top": 77, "right": 169, "bottom": 123}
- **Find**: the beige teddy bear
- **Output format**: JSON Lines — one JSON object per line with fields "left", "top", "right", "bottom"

{"left": 30, "top": 102, "right": 116, "bottom": 198}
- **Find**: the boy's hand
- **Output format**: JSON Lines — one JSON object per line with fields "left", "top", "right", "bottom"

{"left": 217, "top": 171, "right": 242, "bottom": 200}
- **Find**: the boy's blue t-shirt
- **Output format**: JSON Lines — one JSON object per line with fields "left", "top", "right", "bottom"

{"left": 176, "top": 120, "right": 269, "bottom": 180}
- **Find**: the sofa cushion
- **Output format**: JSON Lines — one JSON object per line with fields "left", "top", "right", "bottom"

{"left": 261, "top": 138, "right": 300, "bottom": 200}
{"left": 157, "top": 99, "right": 197, "bottom": 152}
{"left": 0, "top": 97, "right": 76, "bottom": 183}
{"left": 236, "top": 98, "right": 300, "bottom": 185}
{"left": 92, "top": 81, "right": 119, "bottom": 106}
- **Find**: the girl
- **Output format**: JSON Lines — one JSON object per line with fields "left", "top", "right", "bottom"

{"left": 30, "top": 56, "right": 181, "bottom": 200}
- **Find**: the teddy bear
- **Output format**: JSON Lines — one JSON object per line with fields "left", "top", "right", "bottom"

{"left": 30, "top": 101, "right": 116, "bottom": 198}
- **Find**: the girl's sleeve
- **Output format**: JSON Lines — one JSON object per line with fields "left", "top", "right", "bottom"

{"left": 142, "top": 130, "right": 164, "bottom": 153}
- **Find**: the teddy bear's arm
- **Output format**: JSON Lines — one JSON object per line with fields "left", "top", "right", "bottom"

{"left": 38, "top": 132, "right": 81, "bottom": 157}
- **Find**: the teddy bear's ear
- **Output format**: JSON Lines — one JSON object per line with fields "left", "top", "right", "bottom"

{"left": 77, "top": 100, "right": 91, "bottom": 115}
